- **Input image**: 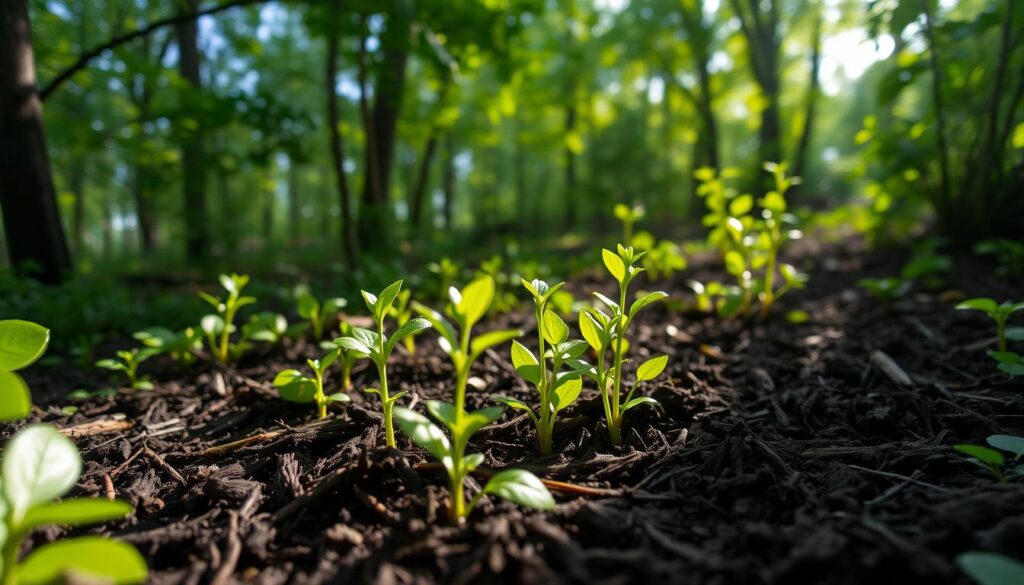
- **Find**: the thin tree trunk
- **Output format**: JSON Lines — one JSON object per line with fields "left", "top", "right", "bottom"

{"left": 792, "top": 9, "right": 822, "bottom": 184}
{"left": 409, "top": 73, "right": 450, "bottom": 238}
{"left": 288, "top": 157, "right": 300, "bottom": 248}
{"left": 175, "top": 0, "right": 209, "bottom": 263}
{"left": 442, "top": 133, "right": 454, "bottom": 228}
{"left": 326, "top": 0, "right": 357, "bottom": 270}
{"left": 920, "top": 0, "right": 952, "bottom": 220}
{"left": 70, "top": 161, "right": 86, "bottom": 254}
{"left": 0, "top": 0, "right": 72, "bottom": 282}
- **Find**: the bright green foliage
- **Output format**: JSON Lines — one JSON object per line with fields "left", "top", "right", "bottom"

{"left": 587, "top": 245, "right": 669, "bottom": 445}
{"left": 326, "top": 322, "right": 365, "bottom": 391}
{"left": 394, "top": 407, "right": 554, "bottom": 523}
{"left": 407, "top": 275, "right": 527, "bottom": 521}
{"left": 297, "top": 294, "right": 347, "bottom": 340}
{"left": 693, "top": 163, "right": 808, "bottom": 319}
{"left": 497, "top": 279, "right": 590, "bottom": 456}
{"left": 427, "top": 258, "right": 462, "bottom": 302}
{"left": 857, "top": 277, "right": 911, "bottom": 304}
{"left": 388, "top": 290, "right": 421, "bottom": 354}
{"left": 244, "top": 312, "right": 306, "bottom": 345}
{"left": 956, "top": 298, "right": 1024, "bottom": 352}
{"left": 613, "top": 203, "right": 645, "bottom": 244}
{"left": 274, "top": 348, "right": 349, "bottom": 419}
{"left": 134, "top": 327, "right": 201, "bottom": 369}
{"left": 954, "top": 435, "right": 1024, "bottom": 483}
{"left": 0, "top": 424, "right": 147, "bottom": 585}
{"left": 631, "top": 231, "right": 687, "bottom": 282}
{"left": 95, "top": 349, "right": 158, "bottom": 390}
{"left": 335, "top": 281, "right": 431, "bottom": 448}
{"left": 988, "top": 351, "right": 1024, "bottom": 377}
{"left": 475, "top": 256, "right": 518, "bottom": 314}
{"left": 688, "top": 280, "right": 744, "bottom": 317}
{"left": 958, "top": 552, "right": 1024, "bottom": 585}
{"left": 198, "top": 274, "right": 256, "bottom": 362}
{"left": 0, "top": 320, "right": 49, "bottom": 421}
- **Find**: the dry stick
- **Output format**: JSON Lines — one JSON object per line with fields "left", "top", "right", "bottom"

{"left": 273, "top": 465, "right": 350, "bottom": 523}
{"left": 846, "top": 464, "right": 952, "bottom": 494}
{"left": 201, "top": 430, "right": 286, "bottom": 457}
{"left": 59, "top": 418, "right": 134, "bottom": 438}
{"left": 209, "top": 487, "right": 261, "bottom": 585}
{"left": 144, "top": 446, "right": 187, "bottom": 485}
{"left": 103, "top": 473, "right": 116, "bottom": 500}
{"left": 110, "top": 447, "right": 145, "bottom": 478}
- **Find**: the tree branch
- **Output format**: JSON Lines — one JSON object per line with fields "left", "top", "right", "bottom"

{"left": 40, "top": 0, "right": 268, "bottom": 101}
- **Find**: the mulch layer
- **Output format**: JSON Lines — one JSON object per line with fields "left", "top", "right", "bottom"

{"left": 9, "top": 236, "right": 1024, "bottom": 585}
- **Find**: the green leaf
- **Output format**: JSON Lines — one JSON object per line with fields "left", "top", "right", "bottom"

{"left": 394, "top": 407, "right": 451, "bottom": 465}
{"left": 412, "top": 302, "right": 459, "bottom": 351}
{"left": 957, "top": 298, "right": 998, "bottom": 314}
{"left": 426, "top": 400, "right": 460, "bottom": 430}
{"left": 0, "top": 370, "right": 32, "bottom": 421}
{"left": 553, "top": 377, "right": 582, "bottom": 412}
{"left": 326, "top": 392, "right": 351, "bottom": 403}
{"left": 457, "top": 406, "right": 505, "bottom": 439}
{"left": 494, "top": 396, "right": 538, "bottom": 423}
{"left": 273, "top": 370, "right": 316, "bottom": 403}
{"left": 725, "top": 251, "right": 746, "bottom": 275}
{"left": 386, "top": 317, "right": 432, "bottom": 355}
{"left": 602, "top": 249, "right": 626, "bottom": 281}
{"left": 361, "top": 290, "right": 379, "bottom": 314}
{"left": 592, "top": 292, "right": 620, "bottom": 313}
{"left": 955, "top": 444, "right": 1005, "bottom": 466}
{"left": 998, "top": 362, "right": 1024, "bottom": 376}
{"left": 957, "top": 552, "right": 1024, "bottom": 585}
{"left": 200, "top": 314, "right": 224, "bottom": 335}
{"left": 542, "top": 310, "right": 568, "bottom": 345}
{"left": 622, "top": 396, "right": 659, "bottom": 412}
{"left": 0, "top": 320, "right": 50, "bottom": 371}
{"left": 636, "top": 355, "right": 668, "bottom": 382}
{"left": 987, "top": 435, "right": 1024, "bottom": 458}
{"left": 2, "top": 425, "right": 81, "bottom": 521}
{"left": 375, "top": 280, "right": 404, "bottom": 321}
{"left": 19, "top": 498, "right": 132, "bottom": 531}
{"left": 297, "top": 294, "right": 319, "bottom": 319}
{"left": 629, "top": 291, "right": 668, "bottom": 318}
{"left": 579, "top": 311, "right": 604, "bottom": 351}
{"left": 457, "top": 276, "right": 495, "bottom": 328}
{"left": 786, "top": 310, "right": 810, "bottom": 324}
{"left": 510, "top": 341, "right": 541, "bottom": 385}
{"left": 464, "top": 453, "right": 485, "bottom": 472}
{"left": 319, "top": 348, "right": 340, "bottom": 372}
{"left": 761, "top": 191, "right": 787, "bottom": 214}
{"left": 554, "top": 340, "right": 589, "bottom": 360}
{"left": 18, "top": 536, "right": 148, "bottom": 585}
{"left": 335, "top": 336, "right": 372, "bottom": 356}
{"left": 1006, "top": 327, "right": 1024, "bottom": 341}
{"left": 729, "top": 194, "right": 753, "bottom": 216}
{"left": 471, "top": 329, "right": 522, "bottom": 357}
{"left": 482, "top": 469, "right": 555, "bottom": 510}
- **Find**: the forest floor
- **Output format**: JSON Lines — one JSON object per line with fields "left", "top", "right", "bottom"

{"left": 11, "top": 235, "right": 1024, "bottom": 585}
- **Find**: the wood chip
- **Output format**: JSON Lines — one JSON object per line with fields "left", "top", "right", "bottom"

{"left": 870, "top": 350, "right": 913, "bottom": 386}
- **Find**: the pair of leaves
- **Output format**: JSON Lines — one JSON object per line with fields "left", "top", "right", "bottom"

{"left": 957, "top": 298, "right": 1024, "bottom": 319}
{"left": 521, "top": 279, "right": 565, "bottom": 304}
{"left": 0, "top": 425, "right": 145, "bottom": 583}
{"left": 363, "top": 281, "right": 403, "bottom": 324}
{"left": 449, "top": 277, "right": 495, "bottom": 331}
{"left": 297, "top": 294, "right": 347, "bottom": 320}
{"left": 0, "top": 320, "right": 49, "bottom": 422}
{"left": 336, "top": 318, "right": 432, "bottom": 362}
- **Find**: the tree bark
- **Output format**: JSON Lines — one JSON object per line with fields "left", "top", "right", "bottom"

{"left": 326, "top": 0, "right": 357, "bottom": 270}
{"left": 442, "top": 133, "right": 454, "bottom": 229}
{"left": 359, "top": 10, "right": 410, "bottom": 250}
{"left": 792, "top": 9, "right": 822, "bottom": 185}
{"left": 0, "top": 0, "right": 72, "bottom": 282}
{"left": 730, "top": 0, "right": 781, "bottom": 186}
{"left": 409, "top": 72, "right": 451, "bottom": 238}
{"left": 175, "top": 0, "right": 209, "bottom": 263}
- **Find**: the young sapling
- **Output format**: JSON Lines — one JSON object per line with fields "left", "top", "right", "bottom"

{"left": 274, "top": 348, "right": 350, "bottom": 418}
{"left": 134, "top": 327, "right": 201, "bottom": 368}
{"left": 588, "top": 245, "right": 669, "bottom": 445}
{"left": 297, "top": 293, "right": 347, "bottom": 340}
{"left": 96, "top": 348, "right": 159, "bottom": 390}
{"left": 198, "top": 273, "right": 256, "bottom": 362}
{"left": 497, "top": 279, "right": 588, "bottom": 456}
{"left": 0, "top": 319, "right": 49, "bottom": 421}
{"left": 244, "top": 311, "right": 306, "bottom": 345}
{"left": 401, "top": 275, "right": 551, "bottom": 522}
{"left": 956, "top": 298, "right": 1024, "bottom": 352}
{"left": 388, "top": 289, "right": 421, "bottom": 354}
{"left": 954, "top": 435, "right": 1024, "bottom": 483}
{"left": 857, "top": 277, "right": 911, "bottom": 305}
{"left": 613, "top": 203, "right": 645, "bottom": 246}
{"left": 327, "top": 321, "right": 365, "bottom": 391}
{"left": 0, "top": 424, "right": 148, "bottom": 585}
{"left": 335, "top": 280, "right": 432, "bottom": 447}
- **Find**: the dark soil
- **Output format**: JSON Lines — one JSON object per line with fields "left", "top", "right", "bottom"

{"left": 8, "top": 236, "right": 1024, "bottom": 585}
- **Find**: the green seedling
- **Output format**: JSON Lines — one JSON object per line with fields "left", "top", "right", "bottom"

{"left": 0, "top": 320, "right": 49, "bottom": 421}
{"left": 274, "top": 348, "right": 350, "bottom": 418}
{"left": 96, "top": 349, "right": 158, "bottom": 390}
{"left": 244, "top": 312, "right": 306, "bottom": 345}
{"left": 388, "top": 289, "right": 421, "bottom": 354}
{"left": 956, "top": 298, "right": 1024, "bottom": 352}
{"left": 958, "top": 551, "right": 1024, "bottom": 585}
{"left": 613, "top": 203, "right": 645, "bottom": 244}
{"left": 297, "top": 294, "right": 347, "bottom": 340}
{"left": 752, "top": 162, "right": 807, "bottom": 319}
{"left": 497, "top": 279, "right": 589, "bottom": 456}
{"left": 134, "top": 327, "right": 201, "bottom": 369}
{"left": 954, "top": 435, "right": 1024, "bottom": 483}
{"left": 401, "top": 275, "right": 548, "bottom": 522}
{"left": 974, "top": 238, "right": 1024, "bottom": 277}
{"left": 428, "top": 257, "right": 462, "bottom": 302}
{"left": 988, "top": 351, "right": 1024, "bottom": 377}
{"left": 326, "top": 322, "right": 365, "bottom": 391}
{"left": 688, "top": 280, "right": 744, "bottom": 317}
{"left": 587, "top": 245, "right": 669, "bottom": 445}
{"left": 693, "top": 166, "right": 744, "bottom": 255}
{"left": 335, "top": 281, "right": 431, "bottom": 448}
{"left": 198, "top": 273, "right": 256, "bottom": 362}
{"left": 0, "top": 424, "right": 148, "bottom": 585}
{"left": 902, "top": 238, "right": 951, "bottom": 290}
{"left": 857, "top": 277, "right": 911, "bottom": 304}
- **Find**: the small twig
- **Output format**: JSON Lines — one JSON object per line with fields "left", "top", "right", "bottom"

{"left": 60, "top": 418, "right": 134, "bottom": 438}
{"left": 103, "top": 473, "right": 116, "bottom": 500}
{"left": 273, "top": 465, "right": 351, "bottom": 523}
{"left": 414, "top": 462, "right": 622, "bottom": 498}
{"left": 110, "top": 447, "right": 145, "bottom": 478}
{"left": 870, "top": 350, "right": 914, "bottom": 386}
{"left": 209, "top": 512, "right": 240, "bottom": 585}
{"left": 201, "top": 430, "right": 286, "bottom": 457}
{"left": 847, "top": 464, "right": 952, "bottom": 493}
{"left": 144, "top": 446, "right": 187, "bottom": 485}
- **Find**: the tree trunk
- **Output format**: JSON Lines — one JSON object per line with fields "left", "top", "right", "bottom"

{"left": 0, "top": 0, "right": 72, "bottom": 283}
{"left": 326, "top": 0, "right": 357, "bottom": 270}
{"left": 358, "top": 12, "right": 410, "bottom": 250}
{"left": 287, "top": 157, "right": 300, "bottom": 248}
{"left": 175, "top": 0, "right": 209, "bottom": 263}
{"left": 70, "top": 161, "right": 86, "bottom": 254}
{"left": 792, "top": 9, "right": 822, "bottom": 186}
